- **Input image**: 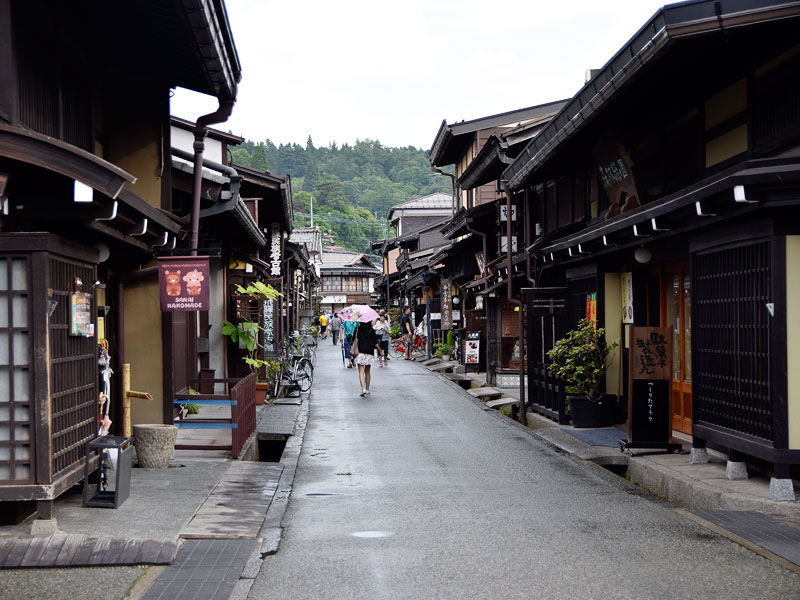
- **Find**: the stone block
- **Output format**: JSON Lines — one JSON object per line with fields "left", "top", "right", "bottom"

{"left": 689, "top": 447, "right": 709, "bottom": 464}
{"left": 726, "top": 461, "right": 748, "bottom": 480}
{"left": 769, "top": 478, "right": 796, "bottom": 502}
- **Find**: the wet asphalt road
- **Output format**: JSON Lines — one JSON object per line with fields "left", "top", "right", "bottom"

{"left": 249, "top": 340, "right": 800, "bottom": 599}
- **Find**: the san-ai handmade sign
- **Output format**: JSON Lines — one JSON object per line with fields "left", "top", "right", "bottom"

{"left": 158, "top": 256, "right": 210, "bottom": 311}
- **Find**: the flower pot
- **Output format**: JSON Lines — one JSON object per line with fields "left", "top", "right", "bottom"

{"left": 133, "top": 424, "right": 178, "bottom": 468}
{"left": 441, "top": 354, "right": 451, "bottom": 361}
{"left": 256, "top": 382, "right": 269, "bottom": 405}
{"left": 567, "top": 394, "right": 617, "bottom": 428}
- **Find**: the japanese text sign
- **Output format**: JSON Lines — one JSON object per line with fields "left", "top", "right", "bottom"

{"left": 631, "top": 327, "right": 671, "bottom": 380}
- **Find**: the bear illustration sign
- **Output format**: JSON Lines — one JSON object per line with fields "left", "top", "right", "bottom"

{"left": 158, "top": 256, "right": 210, "bottom": 311}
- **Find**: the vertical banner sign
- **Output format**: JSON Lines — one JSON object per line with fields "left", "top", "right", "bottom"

{"left": 441, "top": 279, "right": 452, "bottom": 330}
{"left": 585, "top": 292, "right": 597, "bottom": 326}
{"left": 263, "top": 298, "right": 275, "bottom": 353}
{"left": 270, "top": 224, "right": 282, "bottom": 277}
{"left": 621, "top": 272, "right": 634, "bottom": 324}
{"left": 628, "top": 326, "right": 672, "bottom": 445}
{"left": 158, "top": 256, "right": 210, "bottom": 311}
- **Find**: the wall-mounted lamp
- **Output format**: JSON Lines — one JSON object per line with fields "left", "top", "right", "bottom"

{"left": 93, "top": 242, "right": 110, "bottom": 263}
{"left": 452, "top": 296, "right": 460, "bottom": 305}
{"left": 634, "top": 246, "right": 652, "bottom": 264}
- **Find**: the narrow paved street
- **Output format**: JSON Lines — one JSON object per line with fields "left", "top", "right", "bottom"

{"left": 250, "top": 341, "right": 800, "bottom": 599}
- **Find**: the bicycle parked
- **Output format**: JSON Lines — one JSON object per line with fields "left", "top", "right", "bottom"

{"left": 388, "top": 332, "right": 428, "bottom": 358}
{"left": 272, "top": 338, "right": 313, "bottom": 398}
{"left": 290, "top": 330, "right": 316, "bottom": 364}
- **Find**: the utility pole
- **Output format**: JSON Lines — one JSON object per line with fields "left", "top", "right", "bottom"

{"left": 310, "top": 194, "right": 314, "bottom": 227}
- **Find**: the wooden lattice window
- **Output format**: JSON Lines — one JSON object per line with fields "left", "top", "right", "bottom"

{"left": 48, "top": 257, "right": 96, "bottom": 477}
{"left": 693, "top": 241, "right": 772, "bottom": 440}
{"left": 0, "top": 257, "right": 33, "bottom": 482}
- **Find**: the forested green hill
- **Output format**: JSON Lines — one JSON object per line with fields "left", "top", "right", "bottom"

{"left": 230, "top": 136, "right": 453, "bottom": 252}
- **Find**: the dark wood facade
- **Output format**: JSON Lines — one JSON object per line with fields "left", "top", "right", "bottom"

{"left": 0, "top": 0, "right": 242, "bottom": 515}
{"left": 503, "top": 0, "right": 800, "bottom": 482}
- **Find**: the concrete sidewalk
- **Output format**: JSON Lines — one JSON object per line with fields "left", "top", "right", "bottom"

{"left": 0, "top": 395, "right": 306, "bottom": 600}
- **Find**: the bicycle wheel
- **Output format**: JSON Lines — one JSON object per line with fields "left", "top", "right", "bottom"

{"left": 273, "top": 360, "right": 283, "bottom": 399}
{"left": 388, "top": 338, "right": 404, "bottom": 358}
{"left": 295, "top": 358, "right": 313, "bottom": 392}
{"left": 304, "top": 345, "right": 316, "bottom": 365}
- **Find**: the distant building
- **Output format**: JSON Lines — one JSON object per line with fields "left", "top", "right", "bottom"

{"left": 290, "top": 227, "right": 323, "bottom": 276}
{"left": 320, "top": 248, "right": 381, "bottom": 314}
{"left": 387, "top": 191, "right": 453, "bottom": 236}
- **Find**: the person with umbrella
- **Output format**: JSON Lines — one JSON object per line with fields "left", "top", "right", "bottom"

{"left": 338, "top": 305, "right": 384, "bottom": 396}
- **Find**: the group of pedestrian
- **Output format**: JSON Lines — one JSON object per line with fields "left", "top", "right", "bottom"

{"left": 320, "top": 305, "right": 417, "bottom": 397}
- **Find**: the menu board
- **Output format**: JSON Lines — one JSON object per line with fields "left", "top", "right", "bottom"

{"left": 464, "top": 331, "right": 480, "bottom": 365}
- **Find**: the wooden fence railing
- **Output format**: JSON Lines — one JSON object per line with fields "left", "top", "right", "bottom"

{"left": 174, "top": 373, "right": 257, "bottom": 458}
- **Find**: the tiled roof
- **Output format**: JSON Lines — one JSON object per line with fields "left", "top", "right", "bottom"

{"left": 387, "top": 192, "right": 453, "bottom": 219}
{"left": 289, "top": 227, "right": 322, "bottom": 254}
{"left": 321, "top": 249, "right": 380, "bottom": 271}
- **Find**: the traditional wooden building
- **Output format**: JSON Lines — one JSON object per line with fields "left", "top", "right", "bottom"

{"left": 429, "top": 102, "right": 566, "bottom": 387}
{"left": 320, "top": 249, "right": 380, "bottom": 315}
{"left": 0, "top": 0, "right": 241, "bottom": 517}
{"left": 503, "top": 0, "right": 800, "bottom": 499}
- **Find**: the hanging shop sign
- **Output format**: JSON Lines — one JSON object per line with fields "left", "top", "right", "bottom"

{"left": 70, "top": 292, "right": 94, "bottom": 337}
{"left": 622, "top": 326, "right": 681, "bottom": 452}
{"left": 263, "top": 297, "right": 276, "bottom": 354}
{"left": 585, "top": 292, "right": 597, "bottom": 325}
{"left": 500, "top": 204, "right": 517, "bottom": 221}
{"left": 269, "top": 223, "right": 282, "bottom": 277}
{"left": 621, "top": 272, "right": 634, "bottom": 324}
{"left": 158, "top": 256, "right": 210, "bottom": 312}
{"left": 593, "top": 132, "right": 641, "bottom": 219}
{"left": 441, "top": 279, "right": 452, "bottom": 330}
{"left": 475, "top": 251, "right": 486, "bottom": 274}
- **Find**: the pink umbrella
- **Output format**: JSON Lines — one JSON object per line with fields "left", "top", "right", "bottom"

{"left": 337, "top": 304, "right": 380, "bottom": 323}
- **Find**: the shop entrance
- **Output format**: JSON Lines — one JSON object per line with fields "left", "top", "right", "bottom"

{"left": 660, "top": 263, "right": 692, "bottom": 434}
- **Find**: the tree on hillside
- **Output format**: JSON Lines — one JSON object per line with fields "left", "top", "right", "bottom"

{"left": 251, "top": 143, "right": 268, "bottom": 172}
{"left": 231, "top": 147, "right": 252, "bottom": 166}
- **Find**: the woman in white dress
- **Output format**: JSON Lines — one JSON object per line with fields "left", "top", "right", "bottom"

{"left": 353, "top": 321, "right": 383, "bottom": 396}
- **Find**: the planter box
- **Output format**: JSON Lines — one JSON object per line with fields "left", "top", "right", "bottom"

{"left": 568, "top": 394, "right": 616, "bottom": 428}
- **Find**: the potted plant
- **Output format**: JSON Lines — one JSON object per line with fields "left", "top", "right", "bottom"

{"left": 222, "top": 281, "right": 282, "bottom": 403}
{"left": 547, "top": 318, "right": 619, "bottom": 428}
{"left": 435, "top": 342, "right": 455, "bottom": 361}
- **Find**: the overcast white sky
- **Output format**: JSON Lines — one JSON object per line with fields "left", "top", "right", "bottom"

{"left": 171, "top": 0, "right": 671, "bottom": 150}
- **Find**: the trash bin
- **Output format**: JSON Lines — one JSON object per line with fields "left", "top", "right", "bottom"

{"left": 82, "top": 435, "right": 133, "bottom": 508}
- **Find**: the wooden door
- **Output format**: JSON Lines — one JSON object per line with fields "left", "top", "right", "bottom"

{"left": 660, "top": 264, "right": 692, "bottom": 434}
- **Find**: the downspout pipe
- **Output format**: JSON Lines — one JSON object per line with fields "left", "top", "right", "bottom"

{"left": 432, "top": 166, "right": 457, "bottom": 216}
{"left": 502, "top": 180, "right": 527, "bottom": 426}
{"left": 190, "top": 87, "right": 237, "bottom": 256}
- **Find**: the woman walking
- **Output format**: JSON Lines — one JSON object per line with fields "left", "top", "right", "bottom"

{"left": 373, "top": 312, "right": 391, "bottom": 367}
{"left": 353, "top": 321, "right": 383, "bottom": 396}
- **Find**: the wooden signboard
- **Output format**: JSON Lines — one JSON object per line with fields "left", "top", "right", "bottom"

{"left": 621, "top": 326, "right": 681, "bottom": 452}
{"left": 158, "top": 256, "right": 210, "bottom": 312}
